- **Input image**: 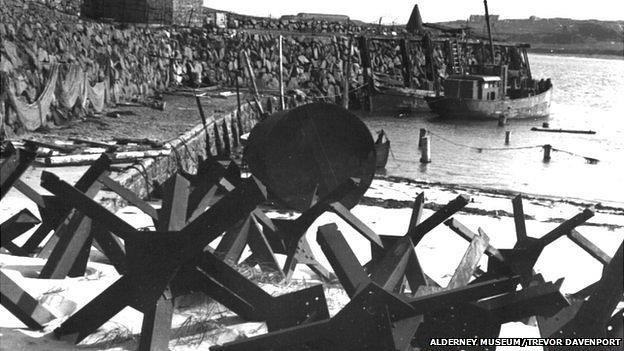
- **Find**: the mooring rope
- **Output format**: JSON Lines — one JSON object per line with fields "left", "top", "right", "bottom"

{"left": 386, "top": 130, "right": 601, "bottom": 164}
{"left": 426, "top": 130, "right": 543, "bottom": 152}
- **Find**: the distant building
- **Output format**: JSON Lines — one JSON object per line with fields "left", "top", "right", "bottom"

{"left": 468, "top": 14, "right": 499, "bottom": 22}
{"left": 81, "top": 0, "right": 203, "bottom": 26}
{"left": 279, "top": 13, "right": 350, "bottom": 23}
{"left": 203, "top": 9, "right": 227, "bottom": 28}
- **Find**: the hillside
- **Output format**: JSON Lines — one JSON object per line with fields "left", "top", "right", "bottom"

{"left": 438, "top": 17, "right": 624, "bottom": 57}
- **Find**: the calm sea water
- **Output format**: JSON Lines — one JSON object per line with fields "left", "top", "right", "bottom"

{"left": 361, "top": 54, "right": 624, "bottom": 206}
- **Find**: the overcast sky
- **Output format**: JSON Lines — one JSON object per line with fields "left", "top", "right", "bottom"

{"left": 203, "top": 0, "right": 624, "bottom": 24}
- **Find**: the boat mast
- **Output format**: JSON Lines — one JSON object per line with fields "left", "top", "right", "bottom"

{"left": 483, "top": 0, "right": 495, "bottom": 63}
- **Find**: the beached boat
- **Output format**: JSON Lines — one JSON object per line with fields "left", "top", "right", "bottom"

{"left": 426, "top": 0, "right": 552, "bottom": 119}
{"left": 426, "top": 74, "right": 552, "bottom": 119}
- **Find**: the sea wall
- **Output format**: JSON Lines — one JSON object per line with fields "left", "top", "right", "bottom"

{"left": 1, "top": 0, "right": 443, "bottom": 135}
{"left": 98, "top": 101, "right": 261, "bottom": 212}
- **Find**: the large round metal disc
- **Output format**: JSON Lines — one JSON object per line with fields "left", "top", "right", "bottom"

{"left": 244, "top": 103, "right": 376, "bottom": 211}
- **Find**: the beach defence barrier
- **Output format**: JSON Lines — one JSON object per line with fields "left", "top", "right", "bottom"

{"left": 1, "top": 142, "right": 623, "bottom": 349}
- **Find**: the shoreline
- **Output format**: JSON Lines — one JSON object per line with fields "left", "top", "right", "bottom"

{"left": 375, "top": 174, "right": 624, "bottom": 213}
{"left": 528, "top": 49, "right": 624, "bottom": 60}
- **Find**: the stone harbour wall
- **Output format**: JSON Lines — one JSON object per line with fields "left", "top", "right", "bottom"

{"left": 1, "top": 0, "right": 445, "bottom": 135}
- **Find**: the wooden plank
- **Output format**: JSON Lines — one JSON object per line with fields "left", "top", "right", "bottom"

{"left": 23, "top": 139, "right": 78, "bottom": 154}
{"left": 530, "top": 127, "right": 596, "bottom": 134}
{"left": 444, "top": 218, "right": 505, "bottom": 262}
{"left": 447, "top": 228, "right": 489, "bottom": 289}
{"left": 68, "top": 137, "right": 117, "bottom": 149}
{"left": 39, "top": 150, "right": 171, "bottom": 167}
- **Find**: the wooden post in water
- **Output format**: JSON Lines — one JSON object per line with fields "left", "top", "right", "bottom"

{"left": 543, "top": 144, "right": 552, "bottom": 162}
{"left": 420, "top": 137, "right": 431, "bottom": 163}
{"left": 278, "top": 35, "right": 285, "bottom": 110}
{"left": 418, "top": 128, "right": 427, "bottom": 148}
{"left": 505, "top": 131, "right": 511, "bottom": 145}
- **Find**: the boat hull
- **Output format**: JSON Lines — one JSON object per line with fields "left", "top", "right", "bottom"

{"left": 426, "top": 86, "right": 552, "bottom": 119}
{"left": 372, "top": 88, "right": 434, "bottom": 113}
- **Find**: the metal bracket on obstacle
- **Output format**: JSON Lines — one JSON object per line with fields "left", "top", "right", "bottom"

{"left": 187, "top": 250, "right": 329, "bottom": 331}
{"left": 537, "top": 242, "right": 623, "bottom": 347}
{"left": 211, "top": 282, "right": 420, "bottom": 351}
